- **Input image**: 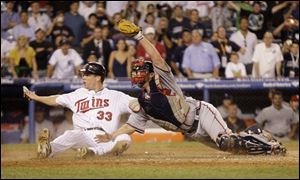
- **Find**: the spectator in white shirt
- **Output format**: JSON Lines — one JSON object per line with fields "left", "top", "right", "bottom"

{"left": 230, "top": 17, "right": 258, "bottom": 75}
{"left": 225, "top": 52, "right": 247, "bottom": 79}
{"left": 252, "top": 32, "right": 283, "bottom": 79}
{"left": 78, "top": 1, "right": 97, "bottom": 21}
{"left": 47, "top": 39, "right": 83, "bottom": 79}
{"left": 28, "top": 2, "right": 52, "bottom": 31}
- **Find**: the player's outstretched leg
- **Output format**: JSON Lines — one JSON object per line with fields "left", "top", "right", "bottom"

{"left": 37, "top": 128, "right": 52, "bottom": 158}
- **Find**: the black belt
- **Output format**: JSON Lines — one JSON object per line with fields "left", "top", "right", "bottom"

{"left": 84, "top": 127, "right": 105, "bottom": 131}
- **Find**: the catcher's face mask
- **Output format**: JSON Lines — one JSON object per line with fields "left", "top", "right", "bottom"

{"left": 131, "top": 58, "right": 153, "bottom": 88}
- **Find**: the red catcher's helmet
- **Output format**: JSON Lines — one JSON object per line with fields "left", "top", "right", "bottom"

{"left": 131, "top": 57, "right": 153, "bottom": 87}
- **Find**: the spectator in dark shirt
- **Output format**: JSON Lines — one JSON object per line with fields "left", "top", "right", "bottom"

{"left": 80, "top": 13, "right": 99, "bottom": 47}
{"left": 211, "top": 26, "right": 243, "bottom": 77}
{"left": 273, "top": 17, "right": 299, "bottom": 43}
{"left": 47, "top": 11, "right": 74, "bottom": 47}
{"left": 224, "top": 103, "right": 246, "bottom": 133}
{"left": 248, "top": 1, "right": 267, "bottom": 39}
{"left": 82, "top": 26, "right": 112, "bottom": 71}
{"left": 95, "top": 2, "right": 110, "bottom": 27}
{"left": 170, "top": 30, "right": 192, "bottom": 77}
{"left": 168, "top": 5, "right": 190, "bottom": 45}
{"left": 64, "top": 1, "right": 85, "bottom": 48}
{"left": 29, "top": 28, "right": 53, "bottom": 77}
{"left": 282, "top": 41, "right": 299, "bottom": 78}
{"left": 186, "top": 9, "right": 207, "bottom": 40}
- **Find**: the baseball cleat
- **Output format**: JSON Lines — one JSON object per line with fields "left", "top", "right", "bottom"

{"left": 37, "top": 128, "right": 51, "bottom": 158}
{"left": 77, "top": 147, "right": 95, "bottom": 159}
{"left": 110, "top": 140, "right": 129, "bottom": 156}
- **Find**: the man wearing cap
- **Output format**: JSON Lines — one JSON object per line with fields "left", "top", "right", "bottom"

{"left": 217, "top": 93, "right": 243, "bottom": 119}
{"left": 47, "top": 38, "right": 83, "bottom": 79}
{"left": 24, "top": 62, "right": 139, "bottom": 158}
{"left": 136, "top": 26, "right": 166, "bottom": 61}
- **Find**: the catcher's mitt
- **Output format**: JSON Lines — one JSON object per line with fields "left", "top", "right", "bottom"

{"left": 117, "top": 19, "right": 141, "bottom": 37}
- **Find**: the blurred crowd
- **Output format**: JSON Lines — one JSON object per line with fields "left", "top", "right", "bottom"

{"left": 1, "top": 1, "right": 299, "bottom": 80}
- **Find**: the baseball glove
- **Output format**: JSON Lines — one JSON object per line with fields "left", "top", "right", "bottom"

{"left": 117, "top": 19, "right": 141, "bottom": 37}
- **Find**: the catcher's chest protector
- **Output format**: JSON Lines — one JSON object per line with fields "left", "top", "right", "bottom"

{"left": 138, "top": 78, "right": 189, "bottom": 130}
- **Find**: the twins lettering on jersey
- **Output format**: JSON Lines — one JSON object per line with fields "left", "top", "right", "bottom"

{"left": 75, "top": 97, "right": 112, "bottom": 121}
{"left": 75, "top": 97, "right": 109, "bottom": 113}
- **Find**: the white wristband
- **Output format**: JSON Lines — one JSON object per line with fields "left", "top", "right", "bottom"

{"left": 133, "top": 31, "right": 144, "bottom": 41}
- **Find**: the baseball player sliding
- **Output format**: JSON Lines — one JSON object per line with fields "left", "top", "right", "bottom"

{"left": 95, "top": 19, "right": 287, "bottom": 155}
{"left": 23, "top": 62, "right": 139, "bottom": 158}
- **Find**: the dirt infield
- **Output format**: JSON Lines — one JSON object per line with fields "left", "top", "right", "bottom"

{"left": 1, "top": 141, "right": 299, "bottom": 179}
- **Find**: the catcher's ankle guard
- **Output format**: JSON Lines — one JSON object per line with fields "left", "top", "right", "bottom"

{"left": 216, "top": 134, "right": 242, "bottom": 153}
{"left": 134, "top": 31, "right": 144, "bottom": 41}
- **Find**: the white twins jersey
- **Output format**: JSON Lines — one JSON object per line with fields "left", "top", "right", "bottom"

{"left": 56, "top": 88, "right": 134, "bottom": 133}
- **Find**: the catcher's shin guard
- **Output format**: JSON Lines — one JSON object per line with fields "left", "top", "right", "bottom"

{"left": 216, "top": 133, "right": 243, "bottom": 153}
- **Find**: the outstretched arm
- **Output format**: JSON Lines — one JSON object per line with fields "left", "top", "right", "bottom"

{"left": 95, "top": 123, "right": 136, "bottom": 143}
{"left": 23, "top": 86, "right": 60, "bottom": 106}
{"left": 117, "top": 19, "right": 169, "bottom": 71}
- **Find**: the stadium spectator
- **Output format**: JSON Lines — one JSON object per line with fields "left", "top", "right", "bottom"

{"left": 47, "top": 38, "right": 83, "bottom": 79}
{"left": 227, "top": 1, "right": 253, "bottom": 29}
{"left": 282, "top": 41, "right": 299, "bottom": 78}
{"left": 108, "top": 39, "right": 132, "bottom": 79}
{"left": 289, "top": 95, "right": 299, "bottom": 140}
{"left": 101, "top": 25, "right": 114, "bottom": 49}
{"left": 217, "top": 93, "right": 243, "bottom": 119}
{"left": 182, "top": 30, "right": 220, "bottom": 79}
{"left": 186, "top": 9, "right": 207, "bottom": 40}
{"left": 1, "top": 1, "right": 19, "bottom": 40}
{"left": 156, "top": 17, "right": 174, "bottom": 67}
{"left": 95, "top": 2, "right": 110, "bottom": 27}
{"left": 110, "top": 12, "right": 127, "bottom": 42}
{"left": 225, "top": 52, "right": 247, "bottom": 79}
{"left": 29, "top": 28, "right": 53, "bottom": 78}
{"left": 138, "top": 3, "right": 158, "bottom": 29}
{"left": 8, "top": 35, "right": 38, "bottom": 80}
{"left": 252, "top": 32, "right": 283, "bottom": 79}
{"left": 47, "top": 11, "right": 74, "bottom": 47}
{"left": 255, "top": 90, "right": 298, "bottom": 140}
{"left": 224, "top": 103, "right": 246, "bottom": 133}
{"left": 185, "top": 1, "right": 214, "bottom": 24}
{"left": 21, "top": 105, "right": 54, "bottom": 143}
{"left": 269, "top": 1, "right": 293, "bottom": 28}
{"left": 136, "top": 27, "right": 166, "bottom": 61}
{"left": 170, "top": 30, "right": 192, "bottom": 77}
{"left": 168, "top": 5, "right": 190, "bottom": 45}
{"left": 139, "top": 13, "right": 156, "bottom": 31}
{"left": 122, "top": 1, "right": 141, "bottom": 26}
{"left": 28, "top": 2, "right": 52, "bottom": 31}
{"left": 78, "top": 1, "right": 96, "bottom": 21}
{"left": 64, "top": 1, "right": 85, "bottom": 48}
{"left": 211, "top": 26, "right": 243, "bottom": 77}
{"left": 230, "top": 17, "right": 258, "bottom": 75}
{"left": 273, "top": 17, "right": 299, "bottom": 43}
{"left": 248, "top": 1, "right": 267, "bottom": 40}
{"left": 210, "top": 1, "right": 232, "bottom": 33}
{"left": 105, "top": 1, "right": 127, "bottom": 21}
{"left": 80, "top": 13, "right": 99, "bottom": 47}
{"left": 1, "top": 37, "right": 16, "bottom": 78}
{"left": 12, "top": 11, "right": 35, "bottom": 41}
{"left": 82, "top": 26, "right": 112, "bottom": 70}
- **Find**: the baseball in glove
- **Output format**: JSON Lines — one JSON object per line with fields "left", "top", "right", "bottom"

{"left": 117, "top": 19, "right": 143, "bottom": 40}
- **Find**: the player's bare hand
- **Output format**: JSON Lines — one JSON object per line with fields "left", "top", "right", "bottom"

{"left": 94, "top": 133, "right": 112, "bottom": 143}
{"left": 23, "top": 86, "right": 37, "bottom": 101}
